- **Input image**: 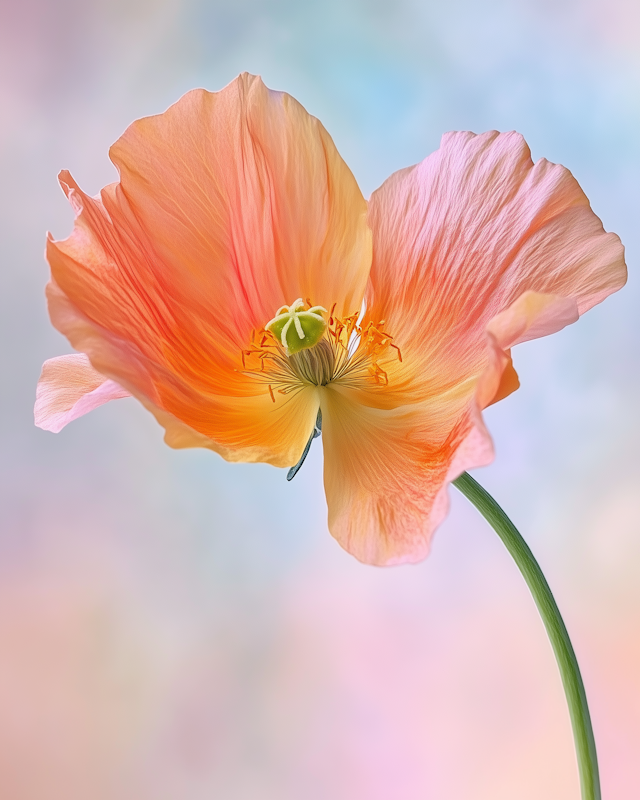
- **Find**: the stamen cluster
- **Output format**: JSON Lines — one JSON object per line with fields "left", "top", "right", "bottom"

{"left": 241, "top": 301, "right": 402, "bottom": 402}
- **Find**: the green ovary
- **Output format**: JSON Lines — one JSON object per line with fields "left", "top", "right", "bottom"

{"left": 265, "top": 299, "right": 328, "bottom": 356}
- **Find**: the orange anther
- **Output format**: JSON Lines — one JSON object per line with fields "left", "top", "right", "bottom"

{"left": 268, "top": 385, "right": 275, "bottom": 403}
{"left": 345, "top": 314, "right": 359, "bottom": 337}
{"left": 368, "top": 361, "right": 389, "bottom": 385}
{"left": 390, "top": 343, "right": 403, "bottom": 362}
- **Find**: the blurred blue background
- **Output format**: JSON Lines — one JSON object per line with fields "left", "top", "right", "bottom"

{"left": 0, "top": 0, "right": 638, "bottom": 797}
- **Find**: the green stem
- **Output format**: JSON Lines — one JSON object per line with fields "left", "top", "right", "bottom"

{"left": 452, "top": 471, "right": 600, "bottom": 800}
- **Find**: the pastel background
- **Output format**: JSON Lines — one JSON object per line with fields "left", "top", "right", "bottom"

{"left": 1, "top": 0, "right": 638, "bottom": 798}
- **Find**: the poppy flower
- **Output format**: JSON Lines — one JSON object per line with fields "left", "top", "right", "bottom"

{"left": 35, "top": 73, "right": 626, "bottom": 566}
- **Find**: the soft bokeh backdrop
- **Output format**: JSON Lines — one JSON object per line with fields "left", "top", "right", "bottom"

{"left": 1, "top": 0, "right": 638, "bottom": 798}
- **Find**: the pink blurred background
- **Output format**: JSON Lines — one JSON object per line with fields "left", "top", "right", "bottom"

{"left": 1, "top": 0, "right": 638, "bottom": 798}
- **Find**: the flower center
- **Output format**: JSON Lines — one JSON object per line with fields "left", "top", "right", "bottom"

{"left": 241, "top": 299, "right": 401, "bottom": 402}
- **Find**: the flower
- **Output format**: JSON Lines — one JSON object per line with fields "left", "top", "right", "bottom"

{"left": 35, "top": 73, "right": 626, "bottom": 566}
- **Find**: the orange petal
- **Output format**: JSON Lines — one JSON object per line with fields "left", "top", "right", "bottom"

{"left": 323, "top": 289, "right": 602, "bottom": 565}
{"left": 34, "top": 354, "right": 129, "bottom": 433}
{"left": 320, "top": 383, "right": 475, "bottom": 566}
{"left": 45, "top": 74, "right": 369, "bottom": 463}
{"left": 109, "top": 72, "right": 370, "bottom": 327}
{"left": 45, "top": 282, "right": 321, "bottom": 467}
{"left": 321, "top": 295, "right": 564, "bottom": 566}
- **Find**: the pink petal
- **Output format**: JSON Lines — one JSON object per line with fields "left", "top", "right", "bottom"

{"left": 35, "top": 354, "right": 129, "bottom": 433}
{"left": 366, "top": 130, "right": 626, "bottom": 408}
{"left": 323, "top": 131, "right": 627, "bottom": 565}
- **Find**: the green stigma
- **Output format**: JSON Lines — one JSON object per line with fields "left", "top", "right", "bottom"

{"left": 265, "top": 298, "right": 328, "bottom": 356}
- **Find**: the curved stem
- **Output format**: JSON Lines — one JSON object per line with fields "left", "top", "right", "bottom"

{"left": 453, "top": 471, "right": 600, "bottom": 800}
